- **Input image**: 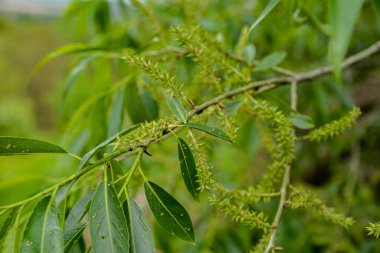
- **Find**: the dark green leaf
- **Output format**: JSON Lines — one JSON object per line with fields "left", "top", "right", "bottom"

{"left": 0, "top": 208, "right": 18, "bottom": 242}
{"left": 248, "top": 0, "right": 281, "bottom": 33}
{"left": 167, "top": 96, "right": 187, "bottom": 123}
{"left": 0, "top": 137, "right": 67, "bottom": 156}
{"left": 89, "top": 181, "right": 129, "bottom": 253}
{"left": 123, "top": 198, "right": 155, "bottom": 253}
{"left": 254, "top": 51, "right": 286, "bottom": 71}
{"left": 64, "top": 190, "right": 95, "bottom": 228}
{"left": 290, "top": 113, "right": 315, "bottom": 130}
{"left": 185, "top": 123, "right": 232, "bottom": 142}
{"left": 144, "top": 181, "right": 195, "bottom": 242}
{"left": 64, "top": 224, "right": 86, "bottom": 253}
{"left": 329, "top": 0, "right": 364, "bottom": 79}
{"left": 177, "top": 138, "right": 200, "bottom": 201}
{"left": 21, "top": 196, "right": 64, "bottom": 253}
{"left": 77, "top": 124, "right": 141, "bottom": 170}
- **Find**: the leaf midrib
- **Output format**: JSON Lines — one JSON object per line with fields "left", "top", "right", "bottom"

{"left": 178, "top": 140, "right": 197, "bottom": 198}
{"left": 146, "top": 182, "right": 192, "bottom": 241}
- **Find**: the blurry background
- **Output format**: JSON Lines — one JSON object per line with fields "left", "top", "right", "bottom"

{"left": 1, "top": 0, "right": 380, "bottom": 252}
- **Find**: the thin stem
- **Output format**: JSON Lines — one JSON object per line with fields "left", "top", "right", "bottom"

{"left": 264, "top": 164, "right": 291, "bottom": 253}
{"left": 290, "top": 80, "right": 298, "bottom": 111}
{"left": 0, "top": 149, "right": 126, "bottom": 210}
{"left": 117, "top": 148, "right": 144, "bottom": 198}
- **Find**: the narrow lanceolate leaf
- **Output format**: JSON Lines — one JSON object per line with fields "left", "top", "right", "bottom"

{"left": 254, "top": 51, "right": 286, "bottom": 71}
{"left": 144, "top": 181, "right": 195, "bottom": 242}
{"left": 0, "top": 207, "right": 18, "bottom": 242}
{"left": 123, "top": 198, "right": 155, "bottom": 253}
{"left": 248, "top": 0, "right": 281, "bottom": 33}
{"left": 64, "top": 190, "right": 95, "bottom": 228}
{"left": 21, "top": 196, "right": 64, "bottom": 253}
{"left": 64, "top": 223, "right": 86, "bottom": 253}
{"left": 177, "top": 138, "right": 200, "bottom": 201}
{"left": 89, "top": 182, "right": 129, "bottom": 253}
{"left": 0, "top": 137, "right": 67, "bottom": 156}
{"left": 290, "top": 113, "right": 315, "bottom": 130}
{"left": 77, "top": 123, "right": 141, "bottom": 170}
{"left": 167, "top": 96, "right": 187, "bottom": 123}
{"left": 329, "top": 0, "right": 364, "bottom": 79}
{"left": 185, "top": 123, "right": 232, "bottom": 142}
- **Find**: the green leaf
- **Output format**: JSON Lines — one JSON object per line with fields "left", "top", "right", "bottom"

{"left": 64, "top": 190, "right": 94, "bottom": 228}
{"left": 21, "top": 196, "right": 64, "bottom": 253}
{"left": 123, "top": 198, "right": 155, "bottom": 253}
{"left": 35, "top": 43, "right": 107, "bottom": 71}
{"left": 126, "top": 81, "right": 159, "bottom": 124}
{"left": 89, "top": 181, "right": 129, "bottom": 253}
{"left": 0, "top": 208, "right": 18, "bottom": 242}
{"left": 254, "top": 51, "right": 286, "bottom": 71}
{"left": 64, "top": 224, "right": 86, "bottom": 253}
{"left": 248, "top": 0, "right": 281, "bottom": 33}
{"left": 144, "top": 181, "right": 195, "bottom": 242}
{"left": 329, "top": 0, "right": 364, "bottom": 79}
{"left": 177, "top": 138, "right": 200, "bottom": 201}
{"left": 108, "top": 159, "right": 125, "bottom": 193}
{"left": 184, "top": 123, "right": 232, "bottom": 142}
{"left": 0, "top": 137, "right": 67, "bottom": 156}
{"left": 243, "top": 44, "right": 256, "bottom": 65}
{"left": 63, "top": 55, "right": 99, "bottom": 103}
{"left": 107, "top": 88, "right": 126, "bottom": 138}
{"left": 167, "top": 96, "right": 187, "bottom": 123}
{"left": 290, "top": 113, "right": 315, "bottom": 130}
{"left": 77, "top": 123, "right": 141, "bottom": 170}
{"left": 373, "top": 0, "right": 380, "bottom": 22}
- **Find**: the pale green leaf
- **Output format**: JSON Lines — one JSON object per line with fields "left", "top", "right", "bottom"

{"left": 243, "top": 44, "right": 256, "bottom": 65}
{"left": 290, "top": 113, "right": 315, "bottom": 129}
{"left": 77, "top": 124, "right": 141, "bottom": 170}
{"left": 0, "top": 208, "right": 18, "bottom": 242}
{"left": 329, "top": 0, "right": 364, "bottom": 79}
{"left": 123, "top": 198, "right": 155, "bottom": 253}
{"left": 89, "top": 182, "right": 129, "bottom": 253}
{"left": 254, "top": 51, "right": 286, "bottom": 71}
{"left": 178, "top": 138, "right": 200, "bottom": 201}
{"left": 248, "top": 0, "right": 281, "bottom": 33}
{"left": 185, "top": 123, "right": 232, "bottom": 142}
{"left": 21, "top": 196, "right": 64, "bottom": 253}
{"left": 0, "top": 137, "right": 67, "bottom": 156}
{"left": 144, "top": 181, "right": 195, "bottom": 242}
{"left": 167, "top": 96, "right": 187, "bottom": 123}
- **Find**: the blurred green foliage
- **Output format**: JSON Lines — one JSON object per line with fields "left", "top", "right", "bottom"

{"left": 1, "top": 0, "right": 380, "bottom": 252}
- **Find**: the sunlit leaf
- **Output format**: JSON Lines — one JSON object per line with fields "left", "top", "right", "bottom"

{"left": 0, "top": 137, "right": 67, "bottom": 156}
{"left": 177, "top": 138, "right": 200, "bottom": 201}
{"left": 185, "top": 123, "right": 232, "bottom": 142}
{"left": 144, "top": 181, "right": 195, "bottom": 242}
{"left": 89, "top": 182, "right": 129, "bottom": 253}
{"left": 124, "top": 198, "right": 155, "bottom": 253}
{"left": 248, "top": 0, "right": 281, "bottom": 33}
{"left": 329, "top": 0, "right": 364, "bottom": 79}
{"left": 290, "top": 113, "right": 315, "bottom": 129}
{"left": 254, "top": 51, "right": 286, "bottom": 71}
{"left": 21, "top": 196, "right": 64, "bottom": 253}
{"left": 167, "top": 96, "right": 187, "bottom": 123}
{"left": 0, "top": 207, "right": 18, "bottom": 242}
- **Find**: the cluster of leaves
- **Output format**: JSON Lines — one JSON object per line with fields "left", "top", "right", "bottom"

{"left": 1, "top": 0, "right": 380, "bottom": 252}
